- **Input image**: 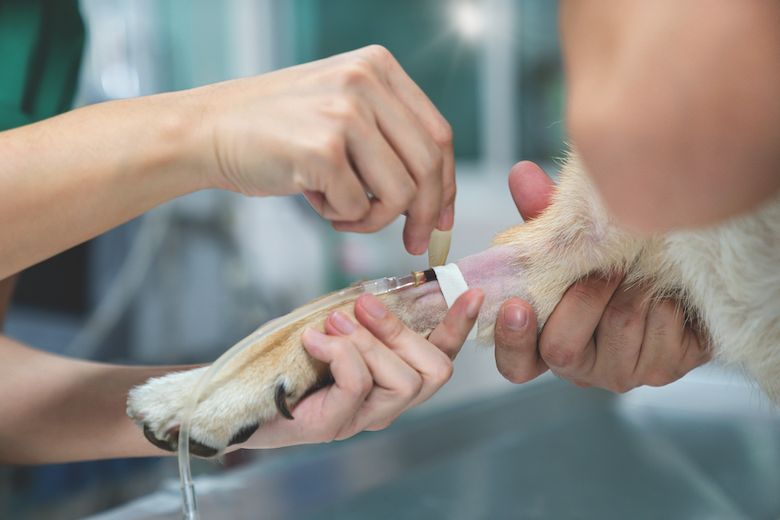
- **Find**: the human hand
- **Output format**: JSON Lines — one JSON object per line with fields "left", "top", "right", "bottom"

{"left": 493, "top": 161, "right": 711, "bottom": 392}
{"left": 240, "top": 289, "right": 483, "bottom": 449}
{"left": 192, "top": 45, "right": 455, "bottom": 255}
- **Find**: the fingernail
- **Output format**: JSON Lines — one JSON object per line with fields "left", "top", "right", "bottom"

{"left": 302, "top": 329, "right": 328, "bottom": 351}
{"left": 361, "top": 294, "right": 387, "bottom": 320}
{"left": 437, "top": 205, "right": 454, "bottom": 230}
{"left": 330, "top": 311, "right": 356, "bottom": 334}
{"left": 465, "top": 290, "right": 483, "bottom": 319}
{"left": 504, "top": 304, "right": 528, "bottom": 331}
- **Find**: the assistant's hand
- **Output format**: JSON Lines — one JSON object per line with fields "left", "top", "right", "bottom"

{"left": 240, "top": 289, "right": 483, "bottom": 449}
{"left": 493, "top": 161, "right": 711, "bottom": 392}
{"left": 192, "top": 45, "right": 454, "bottom": 255}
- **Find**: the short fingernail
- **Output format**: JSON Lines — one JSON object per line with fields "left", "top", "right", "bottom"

{"left": 504, "top": 304, "right": 528, "bottom": 331}
{"left": 437, "top": 205, "right": 454, "bottom": 230}
{"left": 330, "top": 311, "right": 356, "bottom": 334}
{"left": 361, "top": 294, "right": 387, "bottom": 320}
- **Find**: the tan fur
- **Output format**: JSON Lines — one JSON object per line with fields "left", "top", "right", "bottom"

{"left": 128, "top": 152, "right": 780, "bottom": 454}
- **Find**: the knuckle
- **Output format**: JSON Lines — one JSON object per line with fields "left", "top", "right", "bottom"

{"left": 343, "top": 371, "right": 373, "bottom": 397}
{"left": 400, "top": 373, "right": 423, "bottom": 399}
{"left": 602, "top": 302, "right": 640, "bottom": 334}
{"left": 540, "top": 340, "right": 577, "bottom": 368}
{"left": 360, "top": 44, "right": 393, "bottom": 65}
{"left": 432, "top": 119, "right": 453, "bottom": 147}
{"left": 312, "top": 132, "right": 346, "bottom": 165}
{"left": 344, "top": 195, "right": 371, "bottom": 221}
{"left": 643, "top": 372, "right": 673, "bottom": 388}
{"left": 326, "top": 95, "right": 363, "bottom": 123}
{"left": 338, "top": 60, "right": 375, "bottom": 88}
{"left": 608, "top": 378, "right": 634, "bottom": 394}
{"left": 388, "top": 179, "right": 416, "bottom": 212}
{"left": 431, "top": 358, "right": 454, "bottom": 386}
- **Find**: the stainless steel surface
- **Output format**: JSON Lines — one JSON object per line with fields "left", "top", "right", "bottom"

{"left": 90, "top": 369, "right": 780, "bottom": 520}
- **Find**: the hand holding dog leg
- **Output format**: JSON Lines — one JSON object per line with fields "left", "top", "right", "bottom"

{"left": 494, "top": 161, "right": 711, "bottom": 391}
{"left": 240, "top": 291, "right": 481, "bottom": 449}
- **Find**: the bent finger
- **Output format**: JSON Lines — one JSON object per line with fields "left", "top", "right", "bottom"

{"left": 354, "top": 293, "right": 477, "bottom": 407}
{"left": 539, "top": 273, "right": 622, "bottom": 379}
{"left": 324, "top": 311, "right": 423, "bottom": 434}
{"left": 590, "top": 282, "right": 649, "bottom": 393}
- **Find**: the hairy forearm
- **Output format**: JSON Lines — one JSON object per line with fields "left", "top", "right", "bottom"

{"left": 0, "top": 92, "right": 210, "bottom": 279}
{"left": 0, "top": 335, "right": 193, "bottom": 464}
{"left": 561, "top": 0, "right": 780, "bottom": 232}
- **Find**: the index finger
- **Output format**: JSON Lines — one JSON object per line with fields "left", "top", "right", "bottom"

{"left": 539, "top": 273, "right": 622, "bottom": 378}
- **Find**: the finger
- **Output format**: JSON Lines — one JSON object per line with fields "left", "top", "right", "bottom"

{"left": 678, "top": 324, "right": 712, "bottom": 374}
{"left": 360, "top": 46, "right": 455, "bottom": 236}
{"left": 494, "top": 298, "right": 547, "bottom": 384}
{"left": 316, "top": 158, "right": 372, "bottom": 222}
{"left": 299, "top": 328, "right": 373, "bottom": 434}
{"left": 590, "top": 282, "right": 650, "bottom": 393}
{"left": 324, "top": 310, "right": 423, "bottom": 434}
{"left": 365, "top": 85, "right": 445, "bottom": 254}
{"left": 508, "top": 161, "right": 556, "bottom": 221}
{"left": 539, "top": 273, "right": 622, "bottom": 380}
{"left": 354, "top": 293, "right": 469, "bottom": 408}
{"left": 634, "top": 299, "right": 690, "bottom": 387}
{"left": 331, "top": 117, "right": 417, "bottom": 233}
{"left": 427, "top": 288, "right": 484, "bottom": 360}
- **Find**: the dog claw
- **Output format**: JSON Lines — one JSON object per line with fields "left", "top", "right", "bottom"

{"left": 142, "top": 424, "right": 219, "bottom": 458}
{"left": 144, "top": 424, "right": 176, "bottom": 452}
{"left": 275, "top": 383, "right": 294, "bottom": 420}
{"left": 228, "top": 423, "right": 260, "bottom": 446}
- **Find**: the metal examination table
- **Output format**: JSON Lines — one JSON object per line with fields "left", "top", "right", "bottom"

{"left": 90, "top": 367, "right": 780, "bottom": 519}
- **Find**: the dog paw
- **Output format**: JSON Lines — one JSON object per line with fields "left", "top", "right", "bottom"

{"left": 127, "top": 355, "right": 324, "bottom": 457}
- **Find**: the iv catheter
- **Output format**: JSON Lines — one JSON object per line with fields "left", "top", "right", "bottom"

{"left": 177, "top": 269, "right": 438, "bottom": 520}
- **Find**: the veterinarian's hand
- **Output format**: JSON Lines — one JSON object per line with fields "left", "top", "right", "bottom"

{"left": 195, "top": 45, "right": 455, "bottom": 255}
{"left": 493, "top": 161, "right": 711, "bottom": 392}
{"left": 240, "top": 289, "right": 483, "bottom": 449}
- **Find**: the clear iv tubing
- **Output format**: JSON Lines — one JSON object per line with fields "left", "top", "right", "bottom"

{"left": 178, "top": 273, "right": 420, "bottom": 520}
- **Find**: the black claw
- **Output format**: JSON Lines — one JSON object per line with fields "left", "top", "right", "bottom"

{"left": 142, "top": 424, "right": 219, "bottom": 458}
{"left": 275, "top": 383, "right": 294, "bottom": 420}
{"left": 143, "top": 425, "right": 176, "bottom": 452}
{"left": 188, "top": 439, "right": 219, "bottom": 458}
{"left": 228, "top": 423, "right": 260, "bottom": 446}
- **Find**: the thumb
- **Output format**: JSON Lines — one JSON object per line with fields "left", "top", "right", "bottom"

{"left": 508, "top": 161, "right": 555, "bottom": 221}
{"left": 494, "top": 298, "right": 548, "bottom": 383}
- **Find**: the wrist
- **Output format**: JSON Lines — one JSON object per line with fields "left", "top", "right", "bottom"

{"left": 124, "top": 90, "right": 216, "bottom": 195}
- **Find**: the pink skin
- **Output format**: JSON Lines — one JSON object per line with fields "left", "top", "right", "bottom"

{"left": 396, "top": 245, "right": 526, "bottom": 336}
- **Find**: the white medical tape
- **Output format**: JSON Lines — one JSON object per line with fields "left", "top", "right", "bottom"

{"left": 432, "top": 263, "right": 477, "bottom": 341}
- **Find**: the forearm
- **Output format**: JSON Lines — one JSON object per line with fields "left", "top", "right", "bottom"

{"left": 0, "top": 92, "right": 210, "bottom": 279}
{"left": 561, "top": 0, "right": 780, "bottom": 232}
{"left": 0, "top": 335, "right": 192, "bottom": 463}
